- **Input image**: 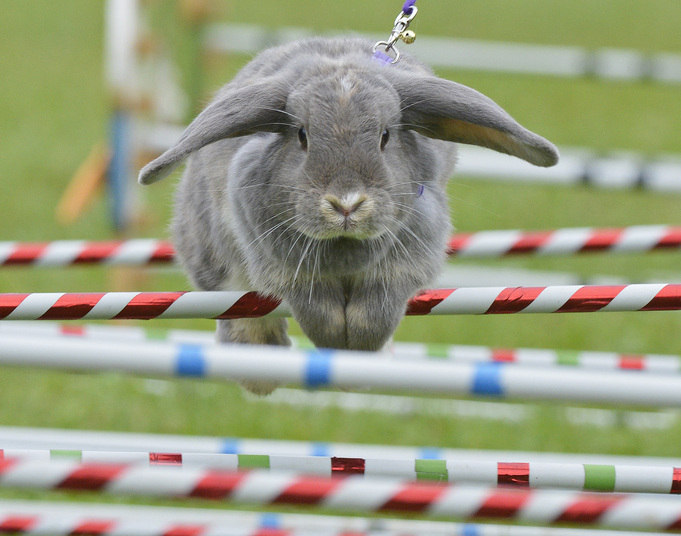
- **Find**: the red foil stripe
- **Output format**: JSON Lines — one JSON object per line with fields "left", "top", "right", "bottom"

{"left": 671, "top": 467, "right": 681, "bottom": 494}
{"left": 486, "top": 286, "right": 545, "bottom": 314}
{"left": 151, "top": 242, "right": 176, "bottom": 262}
{"left": 557, "top": 285, "right": 626, "bottom": 313}
{"left": 149, "top": 452, "right": 183, "bottom": 466}
{"left": 474, "top": 490, "right": 529, "bottom": 518}
{"left": 189, "top": 471, "right": 247, "bottom": 500}
{"left": 0, "top": 294, "right": 29, "bottom": 319}
{"left": 507, "top": 231, "right": 553, "bottom": 254}
{"left": 70, "top": 520, "right": 117, "bottom": 535}
{"left": 39, "top": 293, "right": 106, "bottom": 321}
{"left": 658, "top": 229, "right": 681, "bottom": 249}
{"left": 555, "top": 495, "right": 623, "bottom": 523}
{"left": 74, "top": 242, "right": 122, "bottom": 264}
{"left": 406, "top": 289, "right": 455, "bottom": 315}
{"left": 56, "top": 463, "right": 127, "bottom": 491}
{"left": 641, "top": 284, "right": 681, "bottom": 311}
{"left": 491, "top": 349, "right": 516, "bottom": 362}
{"left": 0, "top": 516, "right": 38, "bottom": 532}
{"left": 0, "top": 457, "right": 18, "bottom": 473}
{"left": 113, "top": 292, "right": 185, "bottom": 320}
{"left": 619, "top": 355, "right": 645, "bottom": 370}
{"left": 497, "top": 462, "right": 530, "bottom": 487}
{"left": 580, "top": 229, "right": 623, "bottom": 251}
{"left": 274, "top": 476, "right": 342, "bottom": 505}
{"left": 163, "top": 525, "right": 208, "bottom": 536}
{"left": 331, "top": 457, "right": 366, "bottom": 475}
{"left": 445, "top": 233, "right": 472, "bottom": 255}
{"left": 252, "top": 530, "right": 291, "bottom": 536}
{"left": 380, "top": 482, "right": 447, "bottom": 513}
{"left": 4, "top": 243, "right": 48, "bottom": 264}
{"left": 60, "top": 325, "right": 86, "bottom": 336}
{"left": 217, "top": 292, "right": 282, "bottom": 319}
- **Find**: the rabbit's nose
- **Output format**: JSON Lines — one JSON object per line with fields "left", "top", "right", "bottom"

{"left": 323, "top": 193, "right": 367, "bottom": 217}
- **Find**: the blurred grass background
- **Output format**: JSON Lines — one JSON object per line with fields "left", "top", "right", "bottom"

{"left": 1, "top": 0, "right": 681, "bottom": 514}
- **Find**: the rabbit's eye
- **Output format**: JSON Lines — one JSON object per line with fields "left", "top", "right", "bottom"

{"left": 298, "top": 127, "right": 308, "bottom": 150}
{"left": 380, "top": 128, "right": 390, "bottom": 150}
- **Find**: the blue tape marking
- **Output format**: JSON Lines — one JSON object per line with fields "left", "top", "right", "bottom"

{"left": 462, "top": 524, "right": 480, "bottom": 536}
{"left": 108, "top": 110, "right": 131, "bottom": 232}
{"left": 259, "top": 513, "right": 281, "bottom": 529}
{"left": 419, "top": 447, "right": 444, "bottom": 460}
{"left": 175, "top": 344, "right": 206, "bottom": 377}
{"left": 220, "top": 438, "right": 240, "bottom": 454}
{"left": 305, "top": 350, "right": 333, "bottom": 388}
{"left": 311, "top": 442, "right": 330, "bottom": 457}
{"left": 472, "top": 362, "right": 504, "bottom": 396}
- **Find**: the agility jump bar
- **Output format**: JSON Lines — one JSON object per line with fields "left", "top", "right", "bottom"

{"left": 2, "top": 284, "right": 681, "bottom": 320}
{"left": 6, "top": 448, "right": 681, "bottom": 495}
{"left": 4, "top": 459, "right": 681, "bottom": 531}
{"left": 0, "top": 500, "right": 666, "bottom": 536}
{"left": 3, "top": 225, "right": 681, "bottom": 266}
{"left": 3, "top": 321, "right": 681, "bottom": 374}
{"left": 4, "top": 333, "right": 681, "bottom": 405}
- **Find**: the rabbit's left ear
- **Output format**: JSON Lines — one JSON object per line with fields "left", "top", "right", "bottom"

{"left": 139, "top": 77, "right": 290, "bottom": 185}
{"left": 386, "top": 71, "right": 559, "bottom": 167}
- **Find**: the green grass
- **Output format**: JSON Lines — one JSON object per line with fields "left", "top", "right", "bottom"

{"left": 2, "top": 0, "right": 681, "bottom": 519}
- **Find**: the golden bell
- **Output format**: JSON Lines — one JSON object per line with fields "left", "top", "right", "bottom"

{"left": 399, "top": 30, "right": 416, "bottom": 44}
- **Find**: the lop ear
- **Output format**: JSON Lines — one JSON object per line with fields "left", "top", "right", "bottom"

{"left": 387, "top": 72, "right": 559, "bottom": 167}
{"left": 138, "top": 78, "right": 290, "bottom": 185}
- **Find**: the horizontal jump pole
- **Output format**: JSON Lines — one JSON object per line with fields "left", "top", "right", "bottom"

{"left": 4, "top": 334, "right": 681, "bottom": 405}
{"left": 3, "top": 225, "right": 681, "bottom": 266}
{"left": 4, "top": 425, "right": 681, "bottom": 468}
{"left": 0, "top": 239, "right": 174, "bottom": 266}
{"left": 2, "top": 284, "right": 681, "bottom": 320}
{"left": 0, "top": 501, "right": 664, "bottom": 536}
{"left": 447, "top": 224, "right": 681, "bottom": 257}
{"left": 204, "top": 22, "right": 681, "bottom": 85}
{"left": 6, "top": 448, "right": 681, "bottom": 495}
{"left": 2, "top": 459, "right": 681, "bottom": 531}
{"left": 3, "top": 321, "right": 681, "bottom": 374}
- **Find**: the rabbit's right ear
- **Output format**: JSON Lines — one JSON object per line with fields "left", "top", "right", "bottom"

{"left": 385, "top": 71, "right": 559, "bottom": 167}
{"left": 139, "top": 78, "right": 290, "bottom": 185}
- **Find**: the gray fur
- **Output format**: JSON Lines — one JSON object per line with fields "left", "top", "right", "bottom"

{"left": 139, "top": 38, "right": 558, "bottom": 392}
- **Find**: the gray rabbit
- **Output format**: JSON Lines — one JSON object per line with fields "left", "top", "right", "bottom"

{"left": 139, "top": 37, "right": 558, "bottom": 391}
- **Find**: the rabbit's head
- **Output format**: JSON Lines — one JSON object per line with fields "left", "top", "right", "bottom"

{"left": 139, "top": 39, "right": 558, "bottom": 274}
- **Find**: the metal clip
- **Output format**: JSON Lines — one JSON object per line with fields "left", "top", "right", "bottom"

{"left": 373, "top": 5, "right": 418, "bottom": 65}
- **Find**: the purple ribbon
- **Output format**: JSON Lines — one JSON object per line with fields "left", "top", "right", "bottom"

{"left": 402, "top": 0, "right": 416, "bottom": 14}
{"left": 372, "top": 49, "right": 394, "bottom": 66}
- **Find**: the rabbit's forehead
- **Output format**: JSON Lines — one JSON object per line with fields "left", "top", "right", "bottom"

{"left": 287, "top": 67, "right": 400, "bottom": 123}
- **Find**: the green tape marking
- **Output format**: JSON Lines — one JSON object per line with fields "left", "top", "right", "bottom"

{"left": 292, "top": 336, "right": 316, "bottom": 350}
{"left": 50, "top": 449, "right": 82, "bottom": 460}
{"left": 238, "top": 454, "right": 270, "bottom": 469}
{"left": 146, "top": 328, "right": 170, "bottom": 341}
{"left": 584, "top": 464, "right": 616, "bottom": 491}
{"left": 426, "top": 344, "right": 449, "bottom": 359}
{"left": 556, "top": 350, "right": 579, "bottom": 366}
{"left": 415, "top": 459, "right": 448, "bottom": 481}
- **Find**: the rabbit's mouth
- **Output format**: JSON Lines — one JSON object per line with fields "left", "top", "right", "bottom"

{"left": 311, "top": 192, "right": 384, "bottom": 239}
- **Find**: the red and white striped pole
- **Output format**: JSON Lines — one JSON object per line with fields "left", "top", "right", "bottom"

{"left": 1, "top": 284, "right": 681, "bottom": 320}
{"left": 2, "top": 225, "right": 681, "bottom": 266}
{"left": 3, "top": 459, "right": 681, "bottom": 531}
{"left": 0, "top": 499, "right": 661, "bottom": 536}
